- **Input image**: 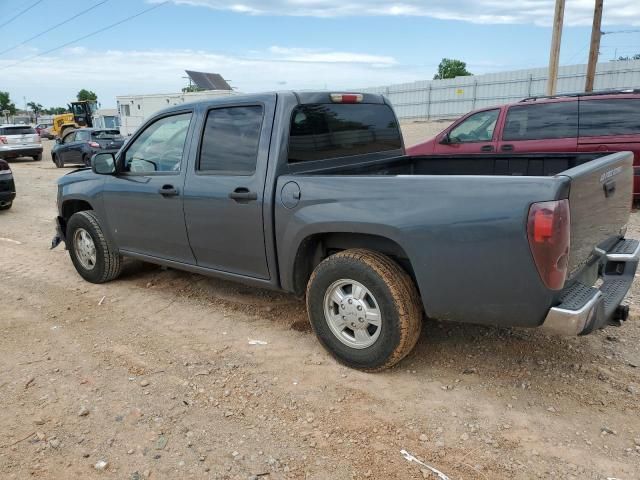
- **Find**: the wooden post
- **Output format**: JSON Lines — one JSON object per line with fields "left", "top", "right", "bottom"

{"left": 585, "top": 0, "right": 604, "bottom": 92}
{"left": 547, "top": 0, "right": 565, "bottom": 96}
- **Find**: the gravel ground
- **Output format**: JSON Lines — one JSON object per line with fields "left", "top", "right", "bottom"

{"left": 0, "top": 140, "right": 639, "bottom": 480}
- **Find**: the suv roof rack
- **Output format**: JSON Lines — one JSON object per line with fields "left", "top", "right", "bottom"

{"left": 519, "top": 89, "right": 640, "bottom": 102}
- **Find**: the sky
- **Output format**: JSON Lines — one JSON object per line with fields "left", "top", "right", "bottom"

{"left": 0, "top": 0, "right": 639, "bottom": 108}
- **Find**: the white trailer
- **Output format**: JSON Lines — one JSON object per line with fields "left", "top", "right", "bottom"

{"left": 116, "top": 90, "right": 236, "bottom": 136}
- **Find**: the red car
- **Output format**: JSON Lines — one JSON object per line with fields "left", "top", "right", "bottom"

{"left": 407, "top": 90, "right": 640, "bottom": 198}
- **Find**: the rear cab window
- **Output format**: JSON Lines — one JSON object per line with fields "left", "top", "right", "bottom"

{"left": 503, "top": 102, "right": 578, "bottom": 140}
{"left": 579, "top": 98, "right": 640, "bottom": 137}
{"left": 92, "top": 129, "right": 122, "bottom": 139}
{"left": 288, "top": 103, "right": 402, "bottom": 163}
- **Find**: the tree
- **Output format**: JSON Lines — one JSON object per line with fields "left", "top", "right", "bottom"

{"left": 44, "top": 106, "right": 68, "bottom": 115}
{"left": 0, "top": 91, "right": 16, "bottom": 115}
{"left": 77, "top": 89, "right": 98, "bottom": 102}
{"left": 27, "top": 101, "right": 43, "bottom": 122}
{"left": 433, "top": 58, "right": 472, "bottom": 80}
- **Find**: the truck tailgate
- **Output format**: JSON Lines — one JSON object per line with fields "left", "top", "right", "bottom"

{"left": 563, "top": 151, "right": 634, "bottom": 278}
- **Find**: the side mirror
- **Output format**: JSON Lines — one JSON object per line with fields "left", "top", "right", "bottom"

{"left": 92, "top": 152, "right": 116, "bottom": 175}
{"left": 439, "top": 132, "right": 451, "bottom": 145}
{"left": 55, "top": 137, "right": 62, "bottom": 144}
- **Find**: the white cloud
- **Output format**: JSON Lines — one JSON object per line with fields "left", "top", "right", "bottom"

{"left": 0, "top": 47, "right": 416, "bottom": 107}
{"left": 153, "top": 0, "right": 640, "bottom": 26}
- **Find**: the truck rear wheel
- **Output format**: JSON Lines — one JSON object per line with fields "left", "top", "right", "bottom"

{"left": 67, "top": 210, "right": 122, "bottom": 284}
{"left": 306, "top": 249, "right": 422, "bottom": 371}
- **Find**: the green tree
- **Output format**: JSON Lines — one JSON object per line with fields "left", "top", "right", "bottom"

{"left": 433, "top": 58, "right": 472, "bottom": 80}
{"left": 0, "top": 91, "right": 17, "bottom": 115}
{"left": 77, "top": 89, "right": 98, "bottom": 102}
{"left": 45, "top": 106, "right": 68, "bottom": 115}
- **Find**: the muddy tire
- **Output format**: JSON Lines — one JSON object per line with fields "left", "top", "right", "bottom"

{"left": 67, "top": 210, "right": 122, "bottom": 284}
{"left": 306, "top": 249, "right": 422, "bottom": 371}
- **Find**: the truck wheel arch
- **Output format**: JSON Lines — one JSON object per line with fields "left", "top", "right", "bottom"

{"left": 291, "top": 232, "right": 416, "bottom": 297}
{"left": 61, "top": 199, "right": 93, "bottom": 233}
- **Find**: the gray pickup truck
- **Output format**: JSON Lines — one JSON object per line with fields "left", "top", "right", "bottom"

{"left": 52, "top": 91, "right": 639, "bottom": 371}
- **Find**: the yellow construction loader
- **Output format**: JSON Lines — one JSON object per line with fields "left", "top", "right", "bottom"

{"left": 51, "top": 101, "right": 98, "bottom": 138}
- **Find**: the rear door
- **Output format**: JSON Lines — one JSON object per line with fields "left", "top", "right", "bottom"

{"left": 433, "top": 108, "right": 500, "bottom": 154}
{"left": 577, "top": 96, "right": 640, "bottom": 194}
{"left": 497, "top": 100, "right": 578, "bottom": 154}
{"left": 58, "top": 130, "right": 78, "bottom": 163}
{"left": 183, "top": 96, "right": 275, "bottom": 279}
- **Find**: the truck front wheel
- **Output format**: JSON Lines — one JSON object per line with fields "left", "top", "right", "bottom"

{"left": 67, "top": 210, "right": 122, "bottom": 283}
{"left": 306, "top": 249, "right": 422, "bottom": 371}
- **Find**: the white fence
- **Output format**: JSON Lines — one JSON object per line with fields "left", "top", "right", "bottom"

{"left": 361, "top": 59, "right": 640, "bottom": 121}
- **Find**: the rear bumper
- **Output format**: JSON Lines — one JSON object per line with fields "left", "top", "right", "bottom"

{"left": 0, "top": 144, "right": 43, "bottom": 158}
{"left": 541, "top": 238, "right": 639, "bottom": 335}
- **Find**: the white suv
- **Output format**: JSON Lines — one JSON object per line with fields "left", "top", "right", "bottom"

{"left": 0, "top": 124, "right": 43, "bottom": 161}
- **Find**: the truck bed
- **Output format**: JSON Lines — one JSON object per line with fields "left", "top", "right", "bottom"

{"left": 277, "top": 151, "right": 634, "bottom": 329}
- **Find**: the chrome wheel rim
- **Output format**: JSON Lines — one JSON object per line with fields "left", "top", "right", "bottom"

{"left": 323, "top": 279, "right": 382, "bottom": 349}
{"left": 73, "top": 228, "right": 97, "bottom": 270}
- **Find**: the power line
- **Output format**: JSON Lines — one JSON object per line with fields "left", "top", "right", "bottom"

{"left": 0, "top": 1, "right": 110, "bottom": 57}
{"left": 0, "top": 0, "right": 45, "bottom": 30}
{"left": 1, "top": 1, "right": 169, "bottom": 70}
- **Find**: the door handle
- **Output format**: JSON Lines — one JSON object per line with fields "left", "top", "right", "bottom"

{"left": 158, "top": 184, "right": 179, "bottom": 196}
{"left": 480, "top": 145, "right": 494, "bottom": 152}
{"left": 229, "top": 187, "right": 258, "bottom": 202}
{"left": 501, "top": 144, "right": 514, "bottom": 151}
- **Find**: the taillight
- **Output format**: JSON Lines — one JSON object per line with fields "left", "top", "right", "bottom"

{"left": 527, "top": 199, "right": 570, "bottom": 290}
{"left": 0, "top": 136, "right": 7, "bottom": 144}
{"left": 89, "top": 141, "right": 100, "bottom": 148}
{"left": 330, "top": 93, "right": 363, "bottom": 103}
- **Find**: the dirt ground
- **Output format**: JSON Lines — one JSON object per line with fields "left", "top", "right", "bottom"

{"left": 1, "top": 140, "right": 640, "bottom": 480}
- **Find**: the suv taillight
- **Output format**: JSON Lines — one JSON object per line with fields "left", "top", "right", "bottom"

{"left": 527, "top": 199, "right": 570, "bottom": 290}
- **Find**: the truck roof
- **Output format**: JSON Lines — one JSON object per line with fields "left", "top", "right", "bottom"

{"left": 156, "top": 91, "right": 388, "bottom": 116}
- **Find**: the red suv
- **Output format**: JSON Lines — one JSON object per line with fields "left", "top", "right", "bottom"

{"left": 407, "top": 90, "right": 640, "bottom": 198}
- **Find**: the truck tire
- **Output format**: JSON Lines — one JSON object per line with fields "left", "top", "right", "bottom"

{"left": 306, "top": 249, "right": 422, "bottom": 371}
{"left": 67, "top": 210, "right": 122, "bottom": 284}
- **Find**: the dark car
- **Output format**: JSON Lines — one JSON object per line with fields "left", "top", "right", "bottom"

{"left": 0, "top": 159, "right": 16, "bottom": 210}
{"left": 52, "top": 92, "right": 638, "bottom": 371}
{"left": 51, "top": 128, "right": 124, "bottom": 168}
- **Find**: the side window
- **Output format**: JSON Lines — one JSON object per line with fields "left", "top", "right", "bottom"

{"left": 198, "top": 105, "right": 263, "bottom": 175}
{"left": 579, "top": 99, "right": 640, "bottom": 137}
{"left": 76, "top": 130, "right": 90, "bottom": 142}
{"left": 63, "top": 131, "right": 76, "bottom": 143}
{"left": 124, "top": 113, "right": 192, "bottom": 173}
{"left": 449, "top": 109, "right": 499, "bottom": 143}
{"left": 503, "top": 102, "right": 578, "bottom": 141}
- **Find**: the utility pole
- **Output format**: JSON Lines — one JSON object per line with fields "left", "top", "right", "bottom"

{"left": 547, "top": 0, "right": 565, "bottom": 96}
{"left": 585, "top": 0, "right": 604, "bottom": 92}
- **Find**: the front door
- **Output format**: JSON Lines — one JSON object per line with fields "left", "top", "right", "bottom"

{"left": 101, "top": 111, "right": 196, "bottom": 263}
{"left": 183, "top": 100, "right": 273, "bottom": 279}
{"left": 433, "top": 108, "right": 500, "bottom": 154}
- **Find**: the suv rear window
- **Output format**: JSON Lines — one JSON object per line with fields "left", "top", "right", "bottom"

{"left": 288, "top": 104, "right": 402, "bottom": 163}
{"left": 579, "top": 98, "right": 640, "bottom": 137}
{"left": 0, "top": 126, "right": 36, "bottom": 135}
{"left": 503, "top": 102, "right": 578, "bottom": 141}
